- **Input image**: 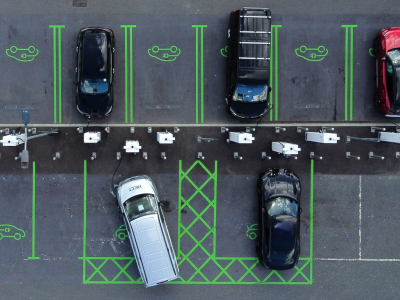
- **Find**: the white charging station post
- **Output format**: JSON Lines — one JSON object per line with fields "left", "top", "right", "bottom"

{"left": 157, "top": 132, "right": 175, "bottom": 144}
{"left": 305, "top": 132, "right": 340, "bottom": 143}
{"left": 378, "top": 132, "right": 400, "bottom": 144}
{"left": 124, "top": 140, "right": 142, "bottom": 153}
{"left": 228, "top": 132, "right": 255, "bottom": 144}
{"left": 271, "top": 142, "right": 301, "bottom": 158}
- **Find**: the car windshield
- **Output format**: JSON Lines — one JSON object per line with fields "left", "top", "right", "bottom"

{"left": 233, "top": 84, "right": 268, "bottom": 102}
{"left": 270, "top": 248, "right": 295, "bottom": 265}
{"left": 267, "top": 197, "right": 297, "bottom": 218}
{"left": 388, "top": 49, "right": 400, "bottom": 67}
{"left": 124, "top": 194, "right": 157, "bottom": 221}
{"left": 81, "top": 32, "right": 109, "bottom": 95}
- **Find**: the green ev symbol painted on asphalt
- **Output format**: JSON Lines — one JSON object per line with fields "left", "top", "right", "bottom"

{"left": 6, "top": 46, "right": 39, "bottom": 62}
{"left": 220, "top": 45, "right": 228, "bottom": 57}
{"left": 148, "top": 45, "right": 181, "bottom": 61}
{"left": 369, "top": 48, "right": 375, "bottom": 57}
{"left": 246, "top": 224, "right": 258, "bottom": 240}
{"left": 295, "top": 45, "right": 328, "bottom": 62}
{"left": 0, "top": 224, "right": 26, "bottom": 240}
{"left": 115, "top": 225, "right": 128, "bottom": 240}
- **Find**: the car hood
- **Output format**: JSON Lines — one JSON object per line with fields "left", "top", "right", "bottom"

{"left": 230, "top": 101, "right": 268, "bottom": 118}
{"left": 77, "top": 91, "right": 112, "bottom": 116}
{"left": 385, "top": 29, "right": 400, "bottom": 51}
{"left": 261, "top": 169, "right": 301, "bottom": 203}
{"left": 117, "top": 176, "right": 156, "bottom": 206}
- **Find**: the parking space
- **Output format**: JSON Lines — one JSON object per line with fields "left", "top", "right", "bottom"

{"left": 2, "top": 1, "right": 400, "bottom": 298}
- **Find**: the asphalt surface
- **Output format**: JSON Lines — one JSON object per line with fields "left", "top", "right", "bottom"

{"left": 1, "top": 1, "right": 400, "bottom": 300}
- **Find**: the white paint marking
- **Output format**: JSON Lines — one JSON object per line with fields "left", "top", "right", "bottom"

{"left": 359, "top": 175, "right": 362, "bottom": 259}
{"left": 315, "top": 258, "right": 400, "bottom": 262}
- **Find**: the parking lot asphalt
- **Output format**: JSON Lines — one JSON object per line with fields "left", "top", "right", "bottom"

{"left": 1, "top": 1, "right": 400, "bottom": 299}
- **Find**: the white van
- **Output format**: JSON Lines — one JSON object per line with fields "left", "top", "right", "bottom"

{"left": 117, "top": 175, "right": 179, "bottom": 287}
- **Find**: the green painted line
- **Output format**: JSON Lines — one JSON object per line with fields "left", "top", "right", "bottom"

{"left": 83, "top": 160, "right": 87, "bottom": 258}
{"left": 120, "top": 26, "right": 136, "bottom": 123}
{"left": 201, "top": 28, "right": 204, "bottom": 123}
{"left": 350, "top": 27, "right": 354, "bottom": 121}
{"left": 123, "top": 27, "right": 128, "bottom": 123}
{"left": 274, "top": 26, "right": 282, "bottom": 121}
{"left": 129, "top": 27, "right": 133, "bottom": 123}
{"left": 192, "top": 26, "right": 207, "bottom": 123}
{"left": 49, "top": 25, "right": 65, "bottom": 124}
{"left": 310, "top": 159, "right": 314, "bottom": 272}
{"left": 213, "top": 160, "right": 217, "bottom": 256}
{"left": 58, "top": 27, "right": 62, "bottom": 123}
{"left": 52, "top": 28, "right": 57, "bottom": 123}
{"left": 344, "top": 27, "right": 348, "bottom": 120}
{"left": 28, "top": 161, "right": 39, "bottom": 260}
{"left": 178, "top": 160, "right": 182, "bottom": 259}
{"left": 193, "top": 26, "right": 199, "bottom": 123}
{"left": 342, "top": 25, "right": 357, "bottom": 121}
{"left": 270, "top": 28, "right": 274, "bottom": 121}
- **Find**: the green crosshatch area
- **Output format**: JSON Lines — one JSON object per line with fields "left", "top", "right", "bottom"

{"left": 80, "top": 160, "right": 313, "bottom": 284}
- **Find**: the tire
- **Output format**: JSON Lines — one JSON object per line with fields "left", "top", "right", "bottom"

{"left": 14, "top": 233, "right": 21, "bottom": 240}
{"left": 372, "top": 38, "right": 380, "bottom": 56}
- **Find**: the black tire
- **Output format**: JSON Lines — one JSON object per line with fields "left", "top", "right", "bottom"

{"left": 372, "top": 38, "right": 380, "bottom": 56}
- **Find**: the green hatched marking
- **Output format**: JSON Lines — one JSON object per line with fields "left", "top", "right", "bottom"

{"left": 81, "top": 159, "right": 312, "bottom": 284}
{"left": 28, "top": 161, "right": 39, "bottom": 259}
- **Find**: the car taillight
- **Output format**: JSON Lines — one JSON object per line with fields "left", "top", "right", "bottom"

{"left": 157, "top": 280, "right": 168, "bottom": 284}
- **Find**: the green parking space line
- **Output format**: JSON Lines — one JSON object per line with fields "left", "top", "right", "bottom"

{"left": 192, "top": 25, "right": 207, "bottom": 123}
{"left": 49, "top": 25, "right": 65, "bottom": 124}
{"left": 342, "top": 25, "right": 357, "bottom": 121}
{"left": 28, "top": 161, "right": 39, "bottom": 260}
{"left": 120, "top": 25, "right": 136, "bottom": 123}
{"left": 269, "top": 25, "right": 282, "bottom": 121}
{"left": 80, "top": 159, "right": 312, "bottom": 284}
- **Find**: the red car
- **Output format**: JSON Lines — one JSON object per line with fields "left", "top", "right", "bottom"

{"left": 373, "top": 28, "right": 400, "bottom": 117}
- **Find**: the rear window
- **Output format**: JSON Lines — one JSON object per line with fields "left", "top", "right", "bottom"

{"left": 124, "top": 195, "right": 157, "bottom": 221}
{"left": 81, "top": 32, "right": 109, "bottom": 94}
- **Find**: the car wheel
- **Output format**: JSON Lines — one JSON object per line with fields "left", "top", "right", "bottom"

{"left": 14, "top": 233, "right": 21, "bottom": 240}
{"left": 372, "top": 38, "right": 380, "bottom": 56}
{"left": 228, "top": 28, "right": 230, "bottom": 38}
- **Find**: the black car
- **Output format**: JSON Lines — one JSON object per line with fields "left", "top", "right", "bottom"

{"left": 226, "top": 7, "right": 272, "bottom": 118}
{"left": 75, "top": 27, "right": 115, "bottom": 117}
{"left": 257, "top": 168, "right": 301, "bottom": 270}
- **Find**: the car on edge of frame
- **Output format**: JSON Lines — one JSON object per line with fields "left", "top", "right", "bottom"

{"left": 257, "top": 168, "right": 301, "bottom": 270}
{"left": 373, "top": 27, "right": 400, "bottom": 117}
{"left": 75, "top": 27, "right": 115, "bottom": 117}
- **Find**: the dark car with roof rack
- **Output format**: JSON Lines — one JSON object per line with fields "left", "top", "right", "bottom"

{"left": 225, "top": 7, "right": 272, "bottom": 119}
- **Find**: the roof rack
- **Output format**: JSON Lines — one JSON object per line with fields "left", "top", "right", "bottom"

{"left": 240, "top": 15, "right": 271, "bottom": 19}
{"left": 240, "top": 30, "right": 271, "bottom": 34}
{"left": 242, "top": 7, "right": 269, "bottom": 10}
{"left": 239, "top": 57, "right": 270, "bottom": 60}
{"left": 240, "top": 41, "right": 270, "bottom": 45}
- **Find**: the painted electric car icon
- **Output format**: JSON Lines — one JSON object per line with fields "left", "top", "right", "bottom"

{"left": 220, "top": 45, "right": 228, "bottom": 57}
{"left": 148, "top": 45, "right": 181, "bottom": 61}
{"left": 0, "top": 224, "right": 26, "bottom": 240}
{"left": 6, "top": 46, "right": 39, "bottom": 62}
{"left": 295, "top": 45, "right": 328, "bottom": 61}
{"left": 246, "top": 224, "right": 258, "bottom": 240}
{"left": 115, "top": 224, "right": 128, "bottom": 240}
